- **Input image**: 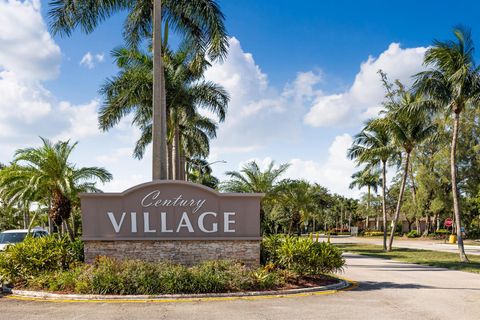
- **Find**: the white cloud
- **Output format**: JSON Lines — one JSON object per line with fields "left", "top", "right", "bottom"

{"left": 304, "top": 43, "right": 427, "bottom": 127}
{"left": 55, "top": 100, "right": 101, "bottom": 140}
{"left": 237, "top": 134, "right": 358, "bottom": 197}
{"left": 0, "top": 70, "right": 52, "bottom": 123}
{"left": 238, "top": 156, "right": 274, "bottom": 171}
{"left": 0, "top": 0, "right": 60, "bottom": 80}
{"left": 95, "top": 147, "right": 133, "bottom": 165}
{"left": 204, "top": 38, "right": 321, "bottom": 158}
{"left": 95, "top": 53, "right": 104, "bottom": 62}
{"left": 80, "top": 52, "right": 104, "bottom": 69}
{"left": 0, "top": 0, "right": 59, "bottom": 147}
{"left": 286, "top": 134, "right": 357, "bottom": 196}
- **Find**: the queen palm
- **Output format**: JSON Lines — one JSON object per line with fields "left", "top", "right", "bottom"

{"left": 99, "top": 46, "right": 228, "bottom": 179}
{"left": 0, "top": 138, "right": 112, "bottom": 240}
{"left": 221, "top": 161, "right": 290, "bottom": 228}
{"left": 379, "top": 92, "right": 437, "bottom": 251}
{"left": 275, "top": 180, "right": 317, "bottom": 234}
{"left": 348, "top": 120, "right": 396, "bottom": 250}
{"left": 348, "top": 167, "right": 380, "bottom": 232}
{"left": 414, "top": 26, "right": 480, "bottom": 262}
{"left": 221, "top": 161, "right": 290, "bottom": 194}
{"left": 49, "top": 0, "right": 228, "bottom": 180}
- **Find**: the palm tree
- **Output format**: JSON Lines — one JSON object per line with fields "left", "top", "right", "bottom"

{"left": 0, "top": 138, "right": 112, "bottom": 240}
{"left": 221, "top": 161, "right": 290, "bottom": 194}
{"left": 221, "top": 161, "right": 290, "bottom": 229}
{"left": 186, "top": 158, "right": 219, "bottom": 189}
{"left": 414, "top": 26, "right": 480, "bottom": 262}
{"left": 348, "top": 167, "right": 380, "bottom": 231}
{"left": 274, "top": 180, "right": 317, "bottom": 234}
{"left": 49, "top": 0, "right": 228, "bottom": 180}
{"left": 179, "top": 113, "right": 218, "bottom": 178}
{"left": 348, "top": 120, "right": 396, "bottom": 250}
{"left": 379, "top": 92, "right": 437, "bottom": 251}
{"left": 99, "top": 46, "right": 228, "bottom": 179}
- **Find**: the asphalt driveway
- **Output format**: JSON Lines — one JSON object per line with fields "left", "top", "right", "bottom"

{"left": 328, "top": 235, "right": 480, "bottom": 255}
{"left": 1, "top": 253, "right": 479, "bottom": 320}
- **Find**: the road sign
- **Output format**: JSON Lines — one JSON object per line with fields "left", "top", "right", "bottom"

{"left": 444, "top": 218, "right": 453, "bottom": 227}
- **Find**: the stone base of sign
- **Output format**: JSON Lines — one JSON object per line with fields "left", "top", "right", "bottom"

{"left": 84, "top": 240, "right": 260, "bottom": 266}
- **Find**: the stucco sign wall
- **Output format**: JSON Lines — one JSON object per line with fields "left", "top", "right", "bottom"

{"left": 80, "top": 181, "right": 263, "bottom": 241}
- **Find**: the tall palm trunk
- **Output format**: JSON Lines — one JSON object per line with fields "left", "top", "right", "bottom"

{"left": 179, "top": 151, "right": 186, "bottom": 181}
{"left": 366, "top": 185, "right": 371, "bottom": 230}
{"left": 451, "top": 112, "right": 468, "bottom": 262}
{"left": 48, "top": 197, "right": 53, "bottom": 234}
{"left": 409, "top": 160, "right": 424, "bottom": 234}
{"left": 152, "top": 0, "right": 168, "bottom": 180}
{"left": 388, "top": 152, "right": 410, "bottom": 251}
{"left": 172, "top": 124, "right": 181, "bottom": 180}
{"left": 64, "top": 220, "right": 75, "bottom": 241}
{"left": 381, "top": 160, "right": 388, "bottom": 250}
{"left": 167, "top": 141, "right": 173, "bottom": 179}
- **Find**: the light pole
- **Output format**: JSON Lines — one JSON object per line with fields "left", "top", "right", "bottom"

{"left": 200, "top": 160, "right": 227, "bottom": 170}
{"left": 194, "top": 160, "right": 227, "bottom": 182}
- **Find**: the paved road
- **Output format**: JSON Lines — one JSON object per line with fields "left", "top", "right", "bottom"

{"left": 1, "top": 254, "right": 479, "bottom": 320}
{"left": 328, "top": 235, "right": 480, "bottom": 255}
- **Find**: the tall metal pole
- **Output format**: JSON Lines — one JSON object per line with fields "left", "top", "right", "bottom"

{"left": 152, "top": 0, "right": 167, "bottom": 180}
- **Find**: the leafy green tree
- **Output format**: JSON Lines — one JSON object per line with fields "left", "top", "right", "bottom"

{"left": 0, "top": 138, "right": 112, "bottom": 240}
{"left": 414, "top": 26, "right": 480, "bottom": 261}
{"left": 221, "top": 161, "right": 290, "bottom": 229}
{"left": 99, "top": 46, "right": 228, "bottom": 179}
{"left": 348, "top": 167, "right": 380, "bottom": 230}
{"left": 348, "top": 119, "right": 396, "bottom": 249}
{"left": 378, "top": 91, "right": 437, "bottom": 251}
{"left": 49, "top": 0, "right": 228, "bottom": 180}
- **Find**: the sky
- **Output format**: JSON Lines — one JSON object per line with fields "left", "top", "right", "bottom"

{"left": 1, "top": 0, "right": 479, "bottom": 197}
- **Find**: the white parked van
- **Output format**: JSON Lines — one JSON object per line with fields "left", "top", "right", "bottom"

{"left": 0, "top": 228, "right": 49, "bottom": 251}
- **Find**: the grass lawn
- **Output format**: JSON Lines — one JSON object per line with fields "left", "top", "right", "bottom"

{"left": 335, "top": 243, "right": 480, "bottom": 274}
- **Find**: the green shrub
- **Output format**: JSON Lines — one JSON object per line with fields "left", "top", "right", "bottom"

{"left": 406, "top": 230, "right": 420, "bottom": 238}
{"left": 466, "top": 229, "right": 480, "bottom": 240}
{"left": 0, "top": 235, "right": 83, "bottom": 284}
{"left": 262, "top": 235, "right": 345, "bottom": 275}
{"left": 25, "top": 257, "right": 287, "bottom": 295}
{"left": 261, "top": 234, "right": 283, "bottom": 264}
{"left": 425, "top": 229, "right": 452, "bottom": 239}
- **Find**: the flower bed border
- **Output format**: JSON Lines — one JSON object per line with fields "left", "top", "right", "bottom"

{"left": 3, "top": 278, "right": 350, "bottom": 301}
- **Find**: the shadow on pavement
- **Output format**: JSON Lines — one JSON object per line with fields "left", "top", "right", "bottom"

{"left": 351, "top": 281, "right": 480, "bottom": 291}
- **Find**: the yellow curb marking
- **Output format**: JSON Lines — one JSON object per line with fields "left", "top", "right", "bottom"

{"left": 6, "top": 277, "right": 358, "bottom": 304}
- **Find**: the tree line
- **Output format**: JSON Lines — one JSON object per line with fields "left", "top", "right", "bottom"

{"left": 348, "top": 26, "right": 480, "bottom": 262}
{"left": 221, "top": 161, "right": 358, "bottom": 235}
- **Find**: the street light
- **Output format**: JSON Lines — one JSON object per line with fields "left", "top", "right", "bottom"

{"left": 195, "top": 160, "right": 227, "bottom": 181}
{"left": 200, "top": 160, "right": 227, "bottom": 170}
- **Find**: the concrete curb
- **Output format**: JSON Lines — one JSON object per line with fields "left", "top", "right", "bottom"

{"left": 3, "top": 278, "right": 350, "bottom": 301}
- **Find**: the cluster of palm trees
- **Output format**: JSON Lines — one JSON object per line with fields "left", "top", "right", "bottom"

{"left": 348, "top": 27, "right": 480, "bottom": 262}
{"left": 48, "top": 0, "right": 230, "bottom": 181}
{"left": 0, "top": 139, "right": 112, "bottom": 239}
{"left": 0, "top": 1, "right": 231, "bottom": 237}
{"left": 98, "top": 44, "right": 229, "bottom": 181}
{"left": 221, "top": 161, "right": 358, "bottom": 235}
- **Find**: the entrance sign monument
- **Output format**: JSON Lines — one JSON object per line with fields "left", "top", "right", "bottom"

{"left": 80, "top": 181, "right": 263, "bottom": 265}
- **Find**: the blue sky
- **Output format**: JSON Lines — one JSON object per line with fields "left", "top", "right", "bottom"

{"left": 1, "top": 0, "right": 479, "bottom": 197}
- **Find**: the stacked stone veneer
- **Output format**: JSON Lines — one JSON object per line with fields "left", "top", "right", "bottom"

{"left": 84, "top": 240, "right": 260, "bottom": 266}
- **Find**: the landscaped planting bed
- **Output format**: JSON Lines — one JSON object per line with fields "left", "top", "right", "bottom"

{"left": 0, "top": 235, "right": 345, "bottom": 295}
